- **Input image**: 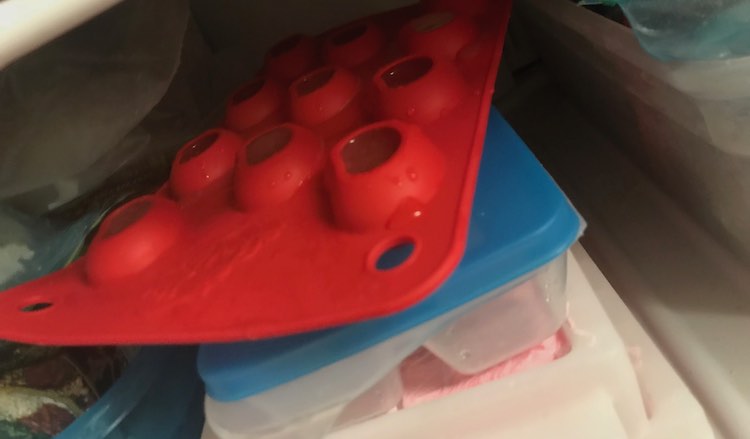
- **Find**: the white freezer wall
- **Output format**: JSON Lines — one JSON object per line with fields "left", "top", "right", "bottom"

{"left": 516, "top": 0, "right": 750, "bottom": 264}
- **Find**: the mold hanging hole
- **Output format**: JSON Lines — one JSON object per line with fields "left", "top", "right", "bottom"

{"left": 413, "top": 12, "right": 454, "bottom": 32}
{"left": 232, "top": 79, "right": 265, "bottom": 104}
{"left": 269, "top": 34, "right": 302, "bottom": 58}
{"left": 180, "top": 132, "right": 219, "bottom": 164}
{"left": 342, "top": 127, "right": 401, "bottom": 174}
{"left": 381, "top": 57, "right": 434, "bottom": 88}
{"left": 20, "top": 302, "right": 53, "bottom": 313}
{"left": 296, "top": 68, "right": 335, "bottom": 96}
{"left": 102, "top": 199, "right": 152, "bottom": 239}
{"left": 246, "top": 127, "right": 293, "bottom": 165}
{"left": 332, "top": 23, "right": 368, "bottom": 45}
{"left": 375, "top": 239, "right": 416, "bottom": 271}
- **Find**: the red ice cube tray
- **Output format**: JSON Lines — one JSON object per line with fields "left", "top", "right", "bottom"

{"left": 0, "top": 0, "right": 512, "bottom": 345}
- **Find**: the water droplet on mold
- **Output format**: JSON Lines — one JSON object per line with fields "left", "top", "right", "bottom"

{"left": 284, "top": 172, "right": 292, "bottom": 180}
{"left": 407, "top": 167, "right": 418, "bottom": 181}
{"left": 386, "top": 198, "right": 426, "bottom": 229}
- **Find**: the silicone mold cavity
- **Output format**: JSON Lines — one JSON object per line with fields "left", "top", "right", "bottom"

{"left": 425, "top": 0, "right": 489, "bottom": 18}
{"left": 375, "top": 55, "right": 469, "bottom": 124}
{"left": 328, "top": 120, "right": 445, "bottom": 231}
{"left": 85, "top": 196, "right": 183, "bottom": 285}
{"left": 225, "top": 78, "right": 286, "bottom": 137}
{"left": 325, "top": 22, "right": 385, "bottom": 69}
{"left": 290, "top": 66, "right": 365, "bottom": 141}
{"left": 400, "top": 12, "right": 478, "bottom": 61}
{"left": 170, "top": 129, "right": 243, "bottom": 200}
{"left": 265, "top": 34, "right": 318, "bottom": 83}
{"left": 235, "top": 124, "right": 324, "bottom": 210}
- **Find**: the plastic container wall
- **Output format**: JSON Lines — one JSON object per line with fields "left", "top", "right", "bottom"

{"left": 206, "top": 371, "right": 401, "bottom": 439}
{"left": 425, "top": 255, "right": 567, "bottom": 374}
{"left": 204, "top": 255, "right": 571, "bottom": 439}
{"left": 332, "top": 369, "right": 402, "bottom": 430}
{"left": 203, "top": 319, "right": 445, "bottom": 439}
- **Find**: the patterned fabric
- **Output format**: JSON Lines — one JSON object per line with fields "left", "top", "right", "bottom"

{"left": 0, "top": 343, "right": 129, "bottom": 438}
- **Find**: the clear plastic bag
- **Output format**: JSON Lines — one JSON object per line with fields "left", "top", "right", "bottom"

{"left": 0, "top": 0, "right": 190, "bottom": 207}
{"left": 0, "top": 205, "right": 100, "bottom": 290}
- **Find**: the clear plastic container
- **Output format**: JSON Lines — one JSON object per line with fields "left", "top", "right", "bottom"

{"left": 425, "top": 254, "right": 567, "bottom": 374}
{"left": 199, "top": 109, "right": 582, "bottom": 439}
{"left": 616, "top": 0, "right": 750, "bottom": 61}
{"left": 333, "top": 369, "right": 403, "bottom": 430}
{"left": 203, "top": 325, "right": 432, "bottom": 439}
{"left": 206, "top": 370, "right": 401, "bottom": 439}
{"left": 327, "top": 250, "right": 659, "bottom": 439}
{"left": 204, "top": 256, "right": 571, "bottom": 439}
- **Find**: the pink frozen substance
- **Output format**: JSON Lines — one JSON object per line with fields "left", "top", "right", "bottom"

{"left": 399, "top": 328, "right": 570, "bottom": 408}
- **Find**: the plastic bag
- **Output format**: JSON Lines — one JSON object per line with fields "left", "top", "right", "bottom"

{"left": 0, "top": 205, "right": 99, "bottom": 290}
{"left": 0, "top": 0, "right": 189, "bottom": 207}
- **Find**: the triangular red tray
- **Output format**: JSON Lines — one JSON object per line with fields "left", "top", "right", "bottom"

{"left": 0, "top": 0, "right": 512, "bottom": 345}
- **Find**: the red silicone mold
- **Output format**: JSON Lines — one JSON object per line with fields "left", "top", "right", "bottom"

{"left": 0, "top": 0, "right": 513, "bottom": 345}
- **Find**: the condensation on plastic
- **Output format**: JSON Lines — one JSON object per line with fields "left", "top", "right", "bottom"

{"left": 0, "top": 0, "right": 190, "bottom": 208}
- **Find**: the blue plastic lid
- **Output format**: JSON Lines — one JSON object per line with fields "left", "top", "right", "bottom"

{"left": 199, "top": 109, "right": 582, "bottom": 402}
